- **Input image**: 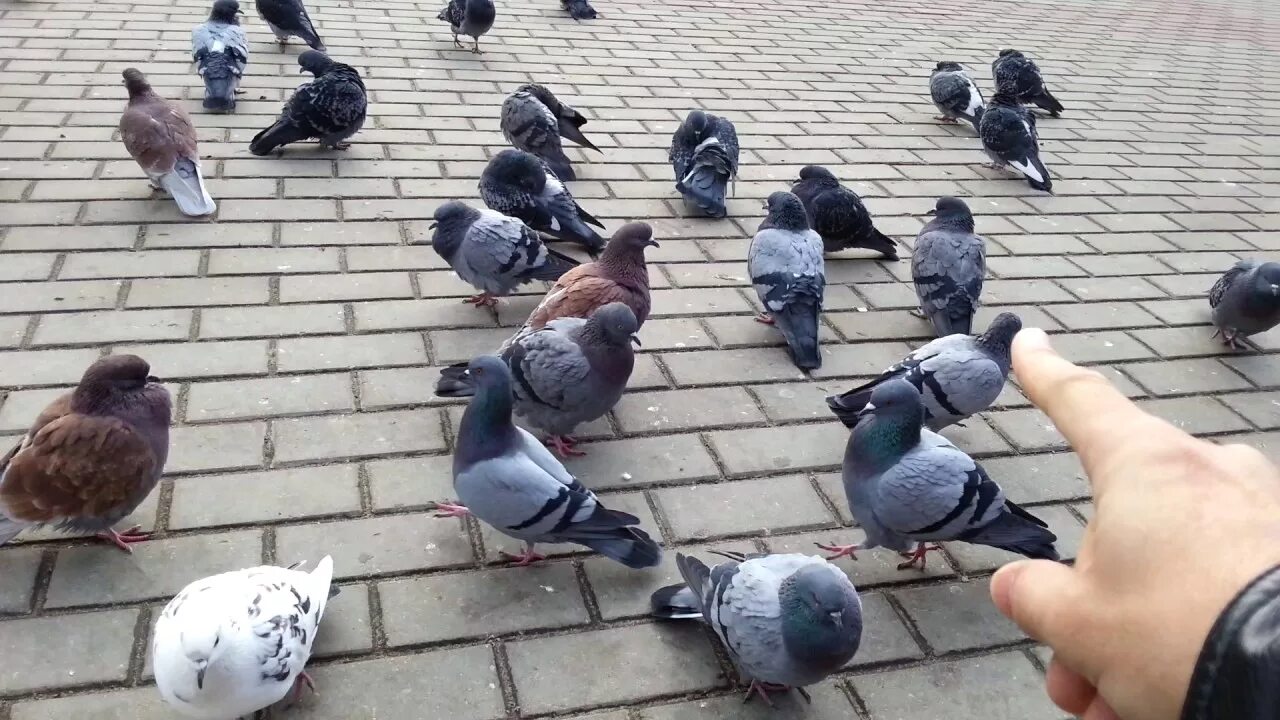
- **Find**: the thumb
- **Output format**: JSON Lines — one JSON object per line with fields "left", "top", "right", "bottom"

{"left": 991, "top": 559, "right": 1085, "bottom": 649}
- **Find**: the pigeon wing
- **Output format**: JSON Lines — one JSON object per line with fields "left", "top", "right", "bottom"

{"left": 1210, "top": 260, "right": 1256, "bottom": 308}
{"left": 871, "top": 437, "right": 1004, "bottom": 539}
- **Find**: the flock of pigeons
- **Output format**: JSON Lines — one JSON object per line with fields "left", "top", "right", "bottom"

{"left": 10, "top": 0, "right": 1280, "bottom": 716}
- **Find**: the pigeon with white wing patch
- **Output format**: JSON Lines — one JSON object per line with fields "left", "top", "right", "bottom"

{"left": 669, "top": 109, "right": 739, "bottom": 218}
{"left": 191, "top": 0, "right": 247, "bottom": 113}
{"left": 480, "top": 148, "right": 606, "bottom": 256}
{"left": 979, "top": 91, "right": 1053, "bottom": 193}
{"left": 992, "top": 49, "right": 1064, "bottom": 117}
{"left": 929, "top": 61, "right": 984, "bottom": 131}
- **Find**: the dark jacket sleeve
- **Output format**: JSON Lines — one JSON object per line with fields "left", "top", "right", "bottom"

{"left": 1181, "top": 564, "right": 1280, "bottom": 720}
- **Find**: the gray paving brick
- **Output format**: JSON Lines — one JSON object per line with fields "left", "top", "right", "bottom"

{"left": 655, "top": 475, "right": 836, "bottom": 540}
{"left": 208, "top": 247, "right": 341, "bottom": 275}
{"left": 0, "top": 348, "right": 99, "bottom": 387}
{"left": 559, "top": 434, "right": 720, "bottom": 489}
{"left": 852, "top": 652, "right": 1062, "bottom": 720}
{"left": 0, "top": 386, "right": 66, "bottom": 433}
{"left": 114, "top": 340, "right": 270, "bottom": 379}
{"left": 33, "top": 309, "right": 192, "bottom": 346}
{"left": 0, "top": 280, "right": 122, "bottom": 314}
{"left": 1123, "top": 358, "right": 1253, "bottom": 396}
{"left": 186, "top": 373, "right": 355, "bottom": 422}
{"left": 313, "top": 582, "right": 375, "bottom": 657}
{"left": 199, "top": 303, "right": 348, "bottom": 339}
{"left": 640, "top": 682, "right": 855, "bottom": 718}
{"left": 126, "top": 277, "right": 270, "bottom": 308}
{"left": 277, "top": 513, "right": 473, "bottom": 579}
{"left": 662, "top": 348, "right": 808, "bottom": 386}
{"left": 166, "top": 421, "right": 266, "bottom": 474}
{"left": 169, "top": 465, "right": 362, "bottom": 529}
{"left": 0, "top": 546, "right": 42, "bottom": 613}
{"left": 59, "top": 250, "right": 200, "bottom": 279}
{"left": 1219, "top": 391, "right": 1280, "bottom": 429}
{"left": 894, "top": 578, "right": 1024, "bottom": 653}
{"left": 273, "top": 408, "right": 447, "bottom": 463}
{"left": 10, "top": 687, "right": 172, "bottom": 720}
{"left": 706, "top": 423, "right": 850, "bottom": 477}
{"left": 614, "top": 386, "right": 765, "bottom": 433}
{"left": 1138, "top": 396, "right": 1253, "bottom": 435}
{"left": 276, "top": 333, "right": 427, "bottom": 372}
{"left": 0, "top": 610, "right": 138, "bottom": 693}
{"left": 765, "top": 529, "right": 957, "bottom": 586}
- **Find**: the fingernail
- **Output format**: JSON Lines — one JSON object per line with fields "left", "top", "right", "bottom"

{"left": 1015, "top": 327, "right": 1052, "bottom": 351}
{"left": 990, "top": 561, "right": 1028, "bottom": 617}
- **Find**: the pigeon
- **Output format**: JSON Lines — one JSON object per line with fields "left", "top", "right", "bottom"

{"left": 426, "top": 200, "right": 578, "bottom": 307}
{"left": 153, "top": 557, "right": 336, "bottom": 719}
{"left": 255, "top": 0, "right": 324, "bottom": 50}
{"left": 818, "top": 380, "right": 1059, "bottom": 570}
{"left": 651, "top": 551, "right": 862, "bottom": 705}
{"left": 669, "top": 109, "right": 739, "bottom": 218}
{"left": 912, "top": 196, "right": 986, "bottom": 337}
{"left": 790, "top": 165, "right": 898, "bottom": 259}
{"left": 436, "top": 0, "right": 495, "bottom": 54}
{"left": 0, "top": 355, "right": 171, "bottom": 551}
{"left": 479, "top": 148, "right": 606, "bottom": 256}
{"left": 827, "top": 312, "right": 1021, "bottom": 431}
{"left": 433, "top": 355, "right": 662, "bottom": 568}
{"left": 749, "top": 191, "right": 825, "bottom": 370}
{"left": 1209, "top": 260, "right": 1280, "bottom": 349}
{"left": 562, "top": 0, "right": 599, "bottom": 20}
{"left": 501, "top": 84, "right": 601, "bottom": 181}
{"left": 191, "top": 0, "right": 248, "bottom": 114}
{"left": 929, "top": 61, "right": 984, "bottom": 131}
{"left": 979, "top": 91, "right": 1052, "bottom": 193}
{"left": 249, "top": 50, "right": 366, "bottom": 155}
{"left": 436, "top": 303, "right": 639, "bottom": 457}
{"left": 118, "top": 69, "right": 216, "bottom": 217}
{"left": 992, "top": 49, "right": 1064, "bottom": 117}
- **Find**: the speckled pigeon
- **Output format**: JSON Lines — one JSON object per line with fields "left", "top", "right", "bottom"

{"left": 0, "top": 355, "right": 171, "bottom": 551}
{"left": 118, "top": 69, "right": 216, "bottom": 217}
{"left": 479, "top": 148, "right": 606, "bottom": 256}
{"left": 436, "top": 303, "right": 638, "bottom": 457}
{"left": 562, "top": 0, "right": 599, "bottom": 20}
{"left": 992, "top": 49, "right": 1064, "bottom": 117}
{"left": 501, "top": 84, "right": 601, "bottom": 181}
{"left": 437, "top": 0, "right": 495, "bottom": 54}
{"left": 652, "top": 551, "right": 862, "bottom": 705}
{"left": 191, "top": 0, "right": 248, "bottom": 113}
{"left": 750, "top": 191, "right": 825, "bottom": 370}
{"left": 255, "top": 0, "right": 324, "bottom": 49}
{"left": 790, "top": 165, "right": 897, "bottom": 259}
{"left": 426, "top": 200, "right": 578, "bottom": 307}
{"left": 1209, "top": 260, "right": 1280, "bottom": 349}
{"left": 249, "top": 50, "right": 366, "bottom": 155}
{"left": 669, "top": 109, "right": 739, "bottom": 218}
{"left": 979, "top": 91, "right": 1052, "bottom": 193}
{"left": 929, "top": 61, "right": 984, "bottom": 131}
{"left": 827, "top": 312, "right": 1020, "bottom": 430}
{"left": 912, "top": 196, "right": 986, "bottom": 337}
{"left": 433, "top": 355, "right": 661, "bottom": 568}
{"left": 818, "top": 380, "right": 1059, "bottom": 570}
{"left": 154, "top": 557, "right": 335, "bottom": 718}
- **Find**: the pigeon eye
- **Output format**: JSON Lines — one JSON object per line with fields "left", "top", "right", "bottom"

{"left": 213, "top": 635, "right": 220, "bottom": 647}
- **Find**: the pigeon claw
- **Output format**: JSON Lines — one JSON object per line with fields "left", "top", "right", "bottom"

{"left": 499, "top": 545, "right": 547, "bottom": 567}
{"left": 815, "top": 541, "right": 859, "bottom": 561}
{"left": 742, "top": 680, "right": 803, "bottom": 707}
{"left": 934, "top": 115, "right": 959, "bottom": 123}
{"left": 95, "top": 525, "right": 151, "bottom": 553}
{"left": 430, "top": 501, "right": 472, "bottom": 519}
{"left": 463, "top": 292, "right": 499, "bottom": 307}
{"left": 753, "top": 313, "right": 775, "bottom": 325}
{"left": 545, "top": 435, "right": 586, "bottom": 457}
{"left": 897, "top": 542, "right": 944, "bottom": 571}
{"left": 289, "top": 670, "right": 317, "bottom": 704}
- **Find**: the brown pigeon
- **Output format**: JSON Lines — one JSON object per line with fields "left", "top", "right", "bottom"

{"left": 118, "top": 68, "right": 217, "bottom": 217}
{"left": 0, "top": 355, "right": 172, "bottom": 552}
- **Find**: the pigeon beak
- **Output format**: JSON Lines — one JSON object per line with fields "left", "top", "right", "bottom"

{"left": 146, "top": 375, "right": 161, "bottom": 384}
{"left": 630, "top": 334, "right": 641, "bottom": 347}
{"left": 644, "top": 238, "right": 660, "bottom": 248}
{"left": 829, "top": 611, "right": 843, "bottom": 626}
{"left": 235, "top": 8, "right": 245, "bottom": 14}
{"left": 429, "top": 221, "right": 438, "bottom": 230}
{"left": 195, "top": 662, "right": 208, "bottom": 690}
{"left": 1271, "top": 284, "right": 1280, "bottom": 297}
{"left": 855, "top": 402, "right": 876, "bottom": 420}
{"left": 923, "top": 208, "right": 937, "bottom": 216}
{"left": 760, "top": 200, "right": 769, "bottom": 211}
{"left": 298, "top": 66, "right": 307, "bottom": 74}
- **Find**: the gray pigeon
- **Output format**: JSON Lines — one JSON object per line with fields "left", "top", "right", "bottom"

{"left": 912, "top": 196, "right": 986, "bottom": 337}
{"left": 501, "top": 84, "right": 601, "bottom": 182}
{"left": 437, "top": 0, "right": 495, "bottom": 54}
{"left": 979, "top": 91, "right": 1052, "bottom": 193}
{"left": 992, "top": 49, "right": 1064, "bottom": 117}
{"left": 249, "top": 51, "right": 366, "bottom": 155}
{"left": 652, "top": 551, "right": 861, "bottom": 705}
{"left": 191, "top": 0, "right": 248, "bottom": 113}
{"left": 425, "top": 200, "right": 578, "bottom": 307}
{"left": 750, "top": 191, "right": 825, "bottom": 370}
{"left": 790, "top": 165, "right": 897, "bottom": 259}
{"left": 669, "top": 109, "right": 738, "bottom": 218}
{"left": 818, "top": 380, "right": 1059, "bottom": 569}
{"left": 433, "top": 355, "right": 661, "bottom": 568}
{"left": 0, "top": 355, "right": 171, "bottom": 551}
{"left": 827, "top": 312, "right": 1021, "bottom": 430}
{"left": 436, "top": 303, "right": 639, "bottom": 457}
{"left": 562, "top": 0, "right": 599, "bottom": 20}
{"left": 479, "top": 148, "right": 606, "bottom": 256}
{"left": 255, "top": 0, "right": 324, "bottom": 49}
{"left": 1209, "top": 260, "right": 1280, "bottom": 349}
{"left": 929, "top": 61, "right": 984, "bottom": 131}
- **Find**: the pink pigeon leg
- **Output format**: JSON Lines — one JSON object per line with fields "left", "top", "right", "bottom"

{"left": 753, "top": 313, "right": 775, "bottom": 325}
{"left": 814, "top": 541, "right": 860, "bottom": 561}
{"left": 545, "top": 434, "right": 586, "bottom": 457}
{"left": 897, "top": 542, "right": 944, "bottom": 570}
{"left": 94, "top": 525, "right": 151, "bottom": 553}
{"left": 935, "top": 115, "right": 959, "bottom": 123}
{"left": 290, "top": 670, "right": 317, "bottom": 703}
{"left": 431, "top": 501, "right": 472, "bottom": 519}
{"left": 499, "top": 543, "right": 546, "bottom": 567}
{"left": 462, "top": 292, "right": 499, "bottom": 307}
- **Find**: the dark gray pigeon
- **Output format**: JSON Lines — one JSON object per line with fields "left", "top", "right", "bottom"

{"left": 912, "top": 197, "right": 986, "bottom": 337}
{"left": 425, "top": 200, "right": 578, "bottom": 307}
{"left": 191, "top": 0, "right": 248, "bottom": 113}
{"left": 255, "top": 0, "right": 324, "bottom": 50}
{"left": 750, "top": 191, "right": 825, "bottom": 370}
{"left": 0, "top": 355, "right": 171, "bottom": 551}
{"left": 501, "top": 84, "right": 600, "bottom": 181}
{"left": 979, "top": 91, "right": 1052, "bottom": 193}
{"left": 479, "top": 148, "right": 605, "bottom": 256}
{"left": 432, "top": 355, "right": 661, "bottom": 568}
{"left": 669, "top": 109, "right": 738, "bottom": 218}
{"left": 818, "top": 380, "right": 1059, "bottom": 570}
{"left": 249, "top": 50, "right": 366, "bottom": 155}
{"left": 992, "top": 49, "right": 1064, "bottom": 117}
{"left": 929, "top": 62, "right": 984, "bottom": 131}
{"left": 827, "top": 312, "right": 1020, "bottom": 430}
{"left": 651, "top": 551, "right": 862, "bottom": 705}
{"left": 790, "top": 165, "right": 897, "bottom": 259}
{"left": 1209, "top": 260, "right": 1280, "bottom": 349}
{"left": 562, "top": 0, "right": 599, "bottom": 20}
{"left": 437, "top": 0, "right": 495, "bottom": 54}
{"left": 436, "top": 303, "right": 638, "bottom": 457}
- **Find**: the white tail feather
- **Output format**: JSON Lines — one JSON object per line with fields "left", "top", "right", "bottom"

{"left": 160, "top": 157, "right": 216, "bottom": 216}
{"left": 1007, "top": 157, "right": 1043, "bottom": 184}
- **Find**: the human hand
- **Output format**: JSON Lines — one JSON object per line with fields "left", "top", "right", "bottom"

{"left": 990, "top": 328, "right": 1280, "bottom": 720}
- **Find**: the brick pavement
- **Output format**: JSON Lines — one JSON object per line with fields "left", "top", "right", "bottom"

{"left": 0, "top": 0, "right": 1278, "bottom": 716}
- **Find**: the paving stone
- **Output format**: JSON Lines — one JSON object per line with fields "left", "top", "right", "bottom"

{"left": 1049, "top": 330, "right": 1156, "bottom": 364}
{"left": 1123, "top": 358, "right": 1253, "bottom": 396}
{"left": 985, "top": 408, "right": 1068, "bottom": 452}
{"left": 614, "top": 386, "right": 765, "bottom": 433}
{"left": 639, "top": 681, "right": 855, "bottom": 718}
{"left": 939, "top": 418, "right": 1015, "bottom": 456}
{"left": 0, "top": 280, "right": 122, "bottom": 314}
{"left": 276, "top": 333, "right": 428, "bottom": 372}
{"left": 33, "top": 308, "right": 192, "bottom": 345}
{"left": 169, "top": 465, "right": 362, "bottom": 529}
{"left": 186, "top": 373, "right": 355, "bottom": 422}
{"left": 0, "top": 546, "right": 43, "bottom": 613}
{"left": 663, "top": 348, "right": 809, "bottom": 386}
{"left": 894, "top": 578, "right": 1024, "bottom": 653}
{"left": 273, "top": 408, "right": 447, "bottom": 463}
{"left": 561, "top": 433, "right": 721, "bottom": 489}
{"left": 166, "top": 421, "right": 266, "bottom": 474}
{"left": 1222, "top": 354, "right": 1280, "bottom": 387}
{"left": 752, "top": 380, "right": 846, "bottom": 423}
{"left": 113, "top": 340, "right": 270, "bottom": 379}
{"left": 357, "top": 365, "right": 444, "bottom": 409}
{"left": 10, "top": 686, "right": 173, "bottom": 720}
{"left": 1044, "top": 302, "right": 1161, "bottom": 330}
{"left": 981, "top": 452, "right": 1090, "bottom": 504}
{"left": 313, "top": 582, "right": 375, "bottom": 657}
{"left": 280, "top": 272, "right": 416, "bottom": 303}
{"left": 852, "top": 652, "right": 1063, "bottom": 720}
{"left": 0, "top": 610, "right": 138, "bottom": 693}
{"left": 1138, "top": 396, "right": 1253, "bottom": 435}
{"left": 126, "top": 277, "right": 270, "bottom": 308}
{"left": 1219, "top": 391, "right": 1280, "bottom": 430}
{"left": 765, "top": 529, "right": 956, "bottom": 586}
{"left": 208, "top": 247, "right": 341, "bottom": 275}
{"left": 0, "top": 386, "right": 66, "bottom": 433}
{"left": 199, "top": 304, "right": 348, "bottom": 339}
{"left": 655, "top": 475, "right": 836, "bottom": 540}
{"left": 0, "top": 347, "right": 102, "bottom": 387}
{"left": 277, "top": 513, "right": 474, "bottom": 580}
{"left": 367, "top": 454, "right": 455, "bottom": 511}
{"left": 59, "top": 250, "right": 200, "bottom": 279}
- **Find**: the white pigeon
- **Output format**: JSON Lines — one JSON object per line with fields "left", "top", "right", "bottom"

{"left": 153, "top": 556, "right": 335, "bottom": 719}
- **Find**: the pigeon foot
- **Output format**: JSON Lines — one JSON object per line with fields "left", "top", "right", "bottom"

{"left": 463, "top": 292, "right": 499, "bottom": 307}
{"left": 472, "top": 39, "right": 483, "bottom": 54}
{"left": 289, "top": 670, "right": 317, "bottom": 704}
{"left": 742, "top": 681, "right": 806, "bottom": 706}
{"left": 815, "top": 541, "right": 860, "bottom": 561}
{"left": 897, "top": 542, "right": 944, "bottom": 570}
{"left": 431, "top": 501, "right": 472, "bottom": 519}
{"left": 934, "top": 115, "right": 959, "bottom": 123}
{"left": 545, "top": 434, "right": 586, "bottom": 457}
{"left": 95, "top": 525, "right": 151, "bottom": 553}
{"left": 753, "top": 313, "right": 775, "bottom": 325}
{"left": 500, "top": 544, "right": 546, "bottom": 567}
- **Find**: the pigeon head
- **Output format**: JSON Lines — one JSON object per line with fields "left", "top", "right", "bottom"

{"left": 934, "top": 61, "right": 965, "bottom": 73}
{"left": 168, "top": 595, "right": 233, "bottom": 692}
{"left": 860, "top": 380, "right": 926, "bottom": 426}
{"left": 487, "top": 148, "right": 543, "bottom": 184}
{"left": 209, "top": 0, "right": 242, "bottom": 22}
{"left": 760, "top": 191, "right": 811, "bottom": 233}
{"left": 519, "top": 83, "right": 559, "bottom": 111}
{"left": 456, "top": 356, "right": 517, "bottom": 452}
{"left": 976, "top": 312, "right": 1022, "bottom": 367}
{"left": 466, "top": 355, "right": 513, "bottom": 393}
{"left": 430, "top": 200, "right": 481, "bottom": 232}
{"left": 298, "top": 50, "right": 335, "bottom": 75}
{"left": 998, "top": 48, "right": 1024, "bottom": 58}
{"left": 780, "top": 564, "right": 862, "bottom": 661}
{"left": 850, "top": 380, "right": 926, "bottom": 471}
{"left": 797, "top": 165, "right": 838, "bottom": 186}
{"left": 586, "top": 302, "right": 641, "bottom": 348}
{"left": 925, "top": 196, "right": 975, "bottom": 232}
{"left": 1254, "top": 262, "right": 1280, "bottom": 297}
{"left": 121, "top": 68, "right": 152, "bottom": 98}
{"left": 73, "top": 354, "right": 161, "bottom": 410}
{"left": 600, "top": 222, "right": 659, "bottom": 260}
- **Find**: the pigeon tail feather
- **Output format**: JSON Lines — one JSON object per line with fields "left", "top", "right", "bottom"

{"left": 434, "top": 362, "right": 475, "bottom": 397}
{"left": 773, "top": 302, "right": 822, "bottom": 370}
{"left": 1025, "top": 154, "right": 1053, "bottom": 193}
{"left": 927, "top": 308, "right": 972, "bottom": 337}
{"left": 580, "top": 527, "right": 662, "bottom": 569}
{"left": 160, "top": 157, "right": 216, "bottom": 216}
{"left": 863, "top": 227, "right": 899, "bottom": 259}
{"left": 249, "top": 120, "right": 311, "bottom": 156}
{"left": 959, "top": 503, "right": 1060, "bottom": 561}
{"left": 650, "top": 583, "right": 703, "bottom": 620}
{"left": 1031, "top": 89, "right": 1064, "bottom": 116}
{"left": 559, "top": 120, "right": 600, "bottom": 152}
{"left": 526, "top": 248, "right": 580, "bottom": 280}
{"left": 678, "top": 165, "right": 728, "bottom": 218}
{"left": 826, "top": 384, "right": 875, "bottom": 427}
{"left": 543, "top": 151, "right": 576, "bottom": 182}
{"left": 202, "top": 74, "right": 236, "bottom": 113}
